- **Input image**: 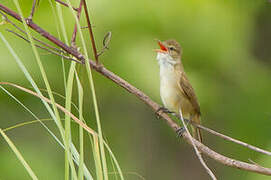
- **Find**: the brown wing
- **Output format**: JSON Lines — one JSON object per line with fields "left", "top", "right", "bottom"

{"left": 178, "top": 72, "right": 201, "bottom": 115}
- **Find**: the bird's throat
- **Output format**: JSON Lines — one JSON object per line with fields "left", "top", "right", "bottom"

{"left": 157, "top": 52, "right": 177, "bottom": 66}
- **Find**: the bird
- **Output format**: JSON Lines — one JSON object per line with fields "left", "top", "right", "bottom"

{"left": 155, "top": 39, "right": 202, "bottom": 142}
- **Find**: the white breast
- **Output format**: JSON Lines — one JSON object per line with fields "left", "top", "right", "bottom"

{"left": 157, "top": 53, "right": 180, "bottom": 112}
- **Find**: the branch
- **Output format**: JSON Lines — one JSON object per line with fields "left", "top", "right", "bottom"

{"left": 82, "top": 0, "right": 99, "bottom": 63}
{"left": 28, "top": 0, "right": 37, "bottom": 20}
{"left": 5, "top": 29, "right": 81, "bottom": 63}
{"left": 0, "top": 4, "right": 84, "bottom": 62}
{"left": 1, "top": 3, "right": 271, "bottom": 176}
{"left": 55, "top": 0, "right": 78, "bottom": 12}
{"left": 3, "top": 15, "right": 66, "bottom": 54}
{"left": 189, "top": 120, "right": 271, "bottom": 157}
{"left": 91, "top": 65, "right": 271, "bottom": 177}
{"left": 179, "top": 110, "right": 217, "bottom": 179}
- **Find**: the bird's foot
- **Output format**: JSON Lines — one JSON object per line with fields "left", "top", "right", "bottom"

{"left": 155, "top": 106, "right": 174, "bottom": 119}
{"left": 176, "top": 127, "right": 185, "bottom": 137}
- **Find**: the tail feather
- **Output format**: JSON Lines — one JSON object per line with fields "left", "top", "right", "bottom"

{"left": 192, "top": 114, "right": 202, "bottom": 142}
{"left": 196, "top": 128, "right": 202, "bottom": 142}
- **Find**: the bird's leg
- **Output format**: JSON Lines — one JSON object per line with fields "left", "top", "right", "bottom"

{"left": 155, "top": 106, "right": 175, "bottom": 119}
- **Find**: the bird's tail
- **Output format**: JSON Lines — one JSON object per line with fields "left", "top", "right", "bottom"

{"left": 191, "top": 114, "right": 202, "bottom": 142}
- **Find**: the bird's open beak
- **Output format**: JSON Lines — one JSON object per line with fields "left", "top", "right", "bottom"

{"left": 154, "top": 40, "right": 168, "bottom": 53}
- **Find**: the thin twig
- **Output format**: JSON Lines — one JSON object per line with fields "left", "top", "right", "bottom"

{"left": 0, "top": 11, "right": 66, "bottom": 54}
{"left": 179, "top": 110, "right": 217, "bottom": 179}
{"left": 1, "top": 3, "right": 271, "bottom": 176}
{"left": 6, "top": 29, "right": 82, "bottom": 64}
{"left": 82, "top": 0, "right": 99, "bottom": 63}
{"left": 71, "top": 0, "right": 83, "bottom": 47}
{"left": 0, "top": 4, "right": 85, "bottom": 62}
{"left": 189, "top": 121, "right": 271, "bottom": 156}
{"left": 55, "top": 0, "right": 78, "bottom": 11}
{"left": 28, "top": 0, "right": 37, "bottom": 20}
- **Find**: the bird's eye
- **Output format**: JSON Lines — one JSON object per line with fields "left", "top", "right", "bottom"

{"left": 169, "top": 46, "right": 174, "bottom": 51}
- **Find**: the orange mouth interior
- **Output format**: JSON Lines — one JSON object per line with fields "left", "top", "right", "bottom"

{"left": 157, "top": 41, "right": 168, "bottom": 53}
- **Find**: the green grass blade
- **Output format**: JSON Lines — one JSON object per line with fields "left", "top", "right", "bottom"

{"left": 12, "top": 1, "right": 78, "bottom": 179}
{"left": 12, "top": 0, "right": 64, "bottom": 140}
{"left": 1, "top": 82, "right": 95, "bottom": 180}
{"left": 56, "top": 3, "right": 69, "bottom": 45}
{"left": 64, "top": 62, "right": 78, "bottom": 179}
{"left": 93, "top": 135, "right": 104, "bottom": 179}
{"left": 65, "top": 1, "right": 108, "bottom": 179}
{"left": 1, "top": 31, "right": 94, "bottom": 180}
{"left": 53, "top": 2, "right": 81, "bottom": 179}
{"left": 0, "top": 129, "right": 38, "bottom": 180}
{"left": 48, "top": 0, "right": 67, "bottom": 89}
{"left": 70, "top": 143, "right": 93, "bottom": 180}
{"left": 0, "top": 33, "right": 60, "bottom": 131}
{"left": 75, "top": 73, "right": 84, "bottom": 180}
{"left": 49, "top": 1, "right": 86, "bottom": 178}
{"left": 0, "top": 86, "right": 64, "bottom": 148}
{"left": 0, "top": 85, "right": 94, "bottom": 180}
{"left": 103, "top": 142, "right": 124, "bottom": 180}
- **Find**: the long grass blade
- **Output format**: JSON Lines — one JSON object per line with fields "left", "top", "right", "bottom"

{"left": 65, "top": 1, "right": 108, "bottom": 179}
{"left": 48, "top": 0, "right": 67, "bottom": 89}
{"left": 12, "top": 0, "right": 64, "bottom": 142}
{"left": 75, "top": 73, "right": 84, "bottom": 180}
{"left": 53, "top": 2, "right": 83, "bottom": 179}
{"left": 64, "top": 62, "right": 78, "bottom": 179}
{"left": 0, "top": 129, "right": 38, "bottom": 180}
{"left": 1, "top": 31, "right": 93, "bottom": 180}
{"left": 0, "top": 85, "right": 64, "bottom": 148}
{"left": 13, "top": 1, "right": 78, "bottom": 179}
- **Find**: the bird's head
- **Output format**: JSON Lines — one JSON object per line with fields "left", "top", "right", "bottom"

{"left": 155, "top": 39, "right": 182, "bottom": 64}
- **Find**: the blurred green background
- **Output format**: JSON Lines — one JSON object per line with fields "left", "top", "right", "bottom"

{"left": 1, "top": 0, "right": 271, "bottom": 179}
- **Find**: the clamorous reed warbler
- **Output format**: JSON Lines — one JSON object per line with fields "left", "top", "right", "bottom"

{"left": 155, "top": 39, "right": 202, "bottom": 142}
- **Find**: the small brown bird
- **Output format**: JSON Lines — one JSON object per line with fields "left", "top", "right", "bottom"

{"left": 155, "top": 39, "right": 202, "bottom": 142}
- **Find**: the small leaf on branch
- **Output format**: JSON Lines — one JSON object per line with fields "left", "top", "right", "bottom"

{"left": 97, "top": 31, "right": 112, "bottom": 57}
{"left": 103, "top": 31, "right": 112, "bottom": 49}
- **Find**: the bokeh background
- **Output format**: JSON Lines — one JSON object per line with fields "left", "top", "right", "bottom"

{"left": 1, "top": 0, "right": 271, "bottom": 179}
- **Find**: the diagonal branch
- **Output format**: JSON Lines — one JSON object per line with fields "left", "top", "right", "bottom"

{"left": 1, "top": 3, "right": 271, "bottom": 176}
{"left": 0, "top": 4, "right": 84, "bottom": 62}
{"left": 0, "top": 11, "right": 66, "bottom": 54}
{"left": 6, "top": 29, "right": 82, "bottom": 63}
